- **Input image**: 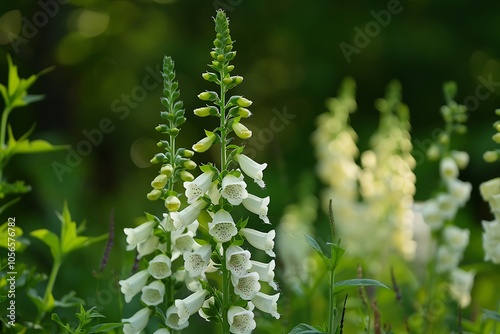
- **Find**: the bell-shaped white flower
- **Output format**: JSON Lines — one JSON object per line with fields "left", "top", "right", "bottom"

{"left": 184, "top": 244, "right": 212, "bottom": 277}
{"left": 124, "top": 221, "right": 156, "bottom": 250}
{"left": 119, "top": 270, "right": 150, "bottom": 303}
{"left": 436, "top": 193, "right": 459, "bottom": 220}
{"left": 449, "top": 268, "right": 475, "bottom": 307}
{"left": 226, "top": 245, "right": 252, "bottom": 277}
{"left": 435, "top": 246, "right": 461, "bottom": 273}
{"left": 137, "top": 234, "right": 160, "bottom": 258}
{"left": 479, "top": 178, "right": 500, "bottom": 201}
{"left": 161, "top": 213, "right": 176, "bottom": 232}
{"left": 171, "top": 198, "right": 206, "bottom": 230}
{"left": 209, "top": 210, "right": 238, "bottom": 243}
{"left": 251, "top": 259, "right": 277, "bottom": 290}
{"left": 171, "top": 229, "right": 196, "bottom": 260}
{"left": 221, "top": 173, "right": 248, "bottom": 205}
{"left": 141, "top": 279, "right": 165, "bottom": 306}
{"left": 122, "top": 307, "right": 152, "bottom": 334}
{"left": 228, "top": 305, "right": 256, "bottom": 334}
{"left": 242, "top": 194, "right": 270, "bottom": 224}
{"left": 240, "top": 228, "right": 275, "bottom": 257}
{"left": 440, "top": 156, "right": 459, "bottom": 180}
{"left": 174, "top": 289, "right": 209, "bottom": 325}
{"left": 148, "top": 254, "right": 172, "bottom": 279}
{"left": 251, "top": 292, "right": 280, "bottom": 319}
{"left": 165, "top": 305, "right": 189, "bottom": 330}
{"left": 184, "top": 171, "right": 215, "bottom": 204}
{"left": 231, "top": 271, "right": 261, "bottom": 300}
{"left": 447, "top": 179, "right": 472, "bottom": 207}
{"left": 153, "top": 329, "right": 171, "bottom": 334}
{"left": 235, "top": 154, "right": 267, "bottom": 188}
{"left": 482, "top": 219, "right": 500, "bottom": 264}
{"left": 421, "top": 200, "right": 444, "bottom": 231}
{"left": 442, "top": 226, "right": 469, "bottom": 252}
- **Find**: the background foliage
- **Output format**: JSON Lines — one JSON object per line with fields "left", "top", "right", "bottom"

{"left": 1, "top": 0, "right": 499, "bottom": 332}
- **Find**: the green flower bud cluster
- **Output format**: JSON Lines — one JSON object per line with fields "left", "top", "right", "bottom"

{"left": 483, "top": 108, "right": 500, "bottom": 163}
{"left": 193, "top": 10, "right": 253, "bottom": 154}
{"left": 147, "top": 56, "right": 196, "bottom": 210}
{"left": 426, "top": 81, "right": 469, "bottom": 161}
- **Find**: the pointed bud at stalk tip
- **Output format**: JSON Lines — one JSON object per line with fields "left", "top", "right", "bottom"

{"left": 165, "top": 195, "right": 181, "bottom": 211}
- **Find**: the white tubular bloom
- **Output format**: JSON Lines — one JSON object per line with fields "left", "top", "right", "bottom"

{"left": 240, "top": 228, "right": 275, "bottom": 257}
{"left": 482, "top": 219, "right": 500, "bottom": 263}
{"left": 242, "top": 194, "right": 270, "bottom": 224}
{"left": 124, "top": 221, "right": 156, "bottom": 250}
{"left": 119, "top": 270, "right": 150, "bottom": 303}
{"left": 174, "top": 289, "right": 209, "bottom": 325}
{"left": 479, "top": 178, "right": 500, "bottom": 201}
{"left": 165, "top": 305, "right": 189, "bottom": 330}
{"left": 235, "top": 154, "right": 267, "bottom": 188}
{"left": 226, "top": 245, "right": 252, "bottom": 278}
{"left": 447, "top": 179, "right": 472, "bottom": 207}
{"left": 209, "top": 209, "right": 238, "bottom": 243}
{"left": 141, "top": 280, "right": 165, "bottom": 306}
{"left": 436, "top": 193, "right": 459, "bottom": 220}
{"left": 440, "top": 156, "right": 459, "bottom": 180}
{"left": 449, "top": 268, "right": 475, "bottom": 308}
{"left": 171, "top": 229, "right": 196, "bottom": 259}
{"left": 221, "top": 173, "right": 249, "bottom": 205}
{"left": 122, "top": 307, "right": 152, "bottom": 334}
{"left": 228, "top": 305, "right": 256, "bottom": 334}
{"left": 184, "top": 171, "right": 214, "bottom": 204}
{"left": 435, "top": 246, "right": 461, "bottom": 273}
{"left": 251, "top": 292, "right": 280, "bottom": 319}
{"left": 137, "top": 234, "right": 160, "bottom": 258}
{"left": 171, "top": 198, "right": 206, "bottom": 230}
{"left": 421, "top": 200, "right": 445, "bottom": 231}
{"left": 250, "top": 259, "right": 277, "bottom": 290}
{"left": 148, "top": 254, "right": 172, "bottom": 279}
{"left": 183, "top": 244, "right": 212, "bottom": 277}
{"left": 231, "top": 272, "right": 261, "bottom": 300}
{"left": 442, "top": 225, "right": 470, "bottom": 252}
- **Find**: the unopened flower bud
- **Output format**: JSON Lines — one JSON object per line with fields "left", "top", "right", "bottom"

{"left": 202, "top": 72, "right": 218, "bottom": 82}
{"left": 232, "top": 121, "right": 252, "bottom": 139}
{"left": 236, "top": 97, "right": 252, "bottom": 107}
{"left": 180, "top": 170, "right": 194, "bottom": 182}
{"left": 152, "top": 174, "right": 168, "bottom": 189}
{"left": 426, "top": 144, "right": 440, "bottom": 161}
{"left": 217, "top": 54, "right": 225, "bottom": 62}
{"left": 451, "top": 150, "right": 469, "bottom": 169}
{"left": 227, "top": 65, "right": 235, "bottom": 72}
{"left": 438, "top": 133, "right": 449, "bottom": 145}
{"left": 147, "top": 189, "right": 162, "bottom": 201}
{"left": 484, "top": 150, "right": 498, "bottom": 163}
{"left": 165, "top": 196, "right": 181, "bottom": 212}
{"left": 493, "top": 133, "right": 500, "bottom": 144}
{"left": 178, "top": 148, "right": 194, "bottom": 158}
{"left": 161, "top": 164, "right": 173, "bottom": 176}
{"left": 237, "top": 107, "right": 252, "bottom": 118}
{"left": 198, "top": 91, "right": 218, "bottom": 101}
{"left": 184, "top": 160, "right": 197, "bottom": 170}
{"left": 194, "top": 107, "right": 212, "bottom": 117}
{"left": 150, "top": 153, "right": 167, "bottom": 164}
{"left": 210, "top": 51, "right": 217, "bottom": 59}
{"left": 192, "top": 131, "right": 217, "bottom": 153}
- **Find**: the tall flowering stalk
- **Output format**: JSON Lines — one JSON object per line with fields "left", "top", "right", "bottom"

{"left": 480, "top": 108, "right": 500, "bottom": 264}
{"left": 411, "top": 82, "right": 474, "bottom": 332}
{"left": 119, "top": 56, "right": 201, "bottom": 333}
{"left": 188, "top": 10, "right": 279, "bottom": 333}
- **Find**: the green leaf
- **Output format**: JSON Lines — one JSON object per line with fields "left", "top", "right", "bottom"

{"left": 27, "top": 287, "right": 49, "bottom": 315}
{"left": 51, "top": 313, "right": 74, "bottom": 334}
{"left": 30, "top": 228, "right": 61, "bottom": 261}
{"left": 330, "top": 243, "right": 345, "bottom": 270}
{"left": 89, "top": 323, "right": 125, "bottom": 333}
{"left": 304, "top": 234, "right": 330, "bottom": 268}
{"left": 483, "top": 308, "right": 500, "bottom": 322}
{"left": 54, "top": 291, "right": 85, "bottom": 309}
{"left": 11, "top": 138, "right": 67, "bottom": 155}
{"left": 333, "top": 279, "right": 389, "bottom": 296}
{"left": 0, "top": 220, "right": 29, "bottom": 251}
{"left": 289, "top": 323, "right": 325, "bottom": 334}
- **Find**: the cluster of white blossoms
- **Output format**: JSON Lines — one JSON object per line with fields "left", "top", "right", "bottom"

{"left": 312, "top": 79, "right": 416, "bottom": 269}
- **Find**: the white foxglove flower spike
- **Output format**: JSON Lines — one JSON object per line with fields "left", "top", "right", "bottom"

{"left": 148, "top": 254, "right": 172, "bottom": 279}
{"left": 250, "top": 259, "right": 277, "bottom": 290}
{"left": 251, "top": 292, "right": 280, "bottom": 319}
{"left": 122, "top": 307, "right": 152, "bottom": 334}
{"left": 175, "top": 289, "right": 209, "bottom": 325}
{"left": 231, "top": 272, "right": 260, "bottom": 300}
{"left": 184, "top": 244, "right": 212, "bottom": 277}
{"left": 119, "top": 269, "right": 150, "bottom": 303}
{"left": 165, "top": 305, "right": 189, "bottom": 330}
{"left": 137, "top": 234, "right": 160, "bottom": 258}
{"left": 124, "top": 221, "right": 156, "bottom": 250}
{"left": 228, "top": 305, "right": 256, "bottom": 334}
{"left": 171, "top": 198, "right": 207, "bottom": 230}
{"left": 184, "top": 170, "right": 215, "bottom": 204}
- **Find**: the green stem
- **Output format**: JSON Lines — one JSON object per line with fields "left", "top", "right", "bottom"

{"left": 36, "top": 258, "right": 61, "bottom": 324}
{"left": 328, "top": 266, "right": 336, "bottom": 334}
{"left": 0, "top": 105, "right": 12, "bottom": 179}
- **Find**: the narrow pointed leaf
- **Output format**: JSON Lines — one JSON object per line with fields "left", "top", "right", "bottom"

{"left": 483, "top": 309, "right": 500, "bottom": 322}
{"left": 334, "top": 279, "right": 389, "bottom": 296}
{"left": 289, "top": 323, "right": 325, "bottom": 334}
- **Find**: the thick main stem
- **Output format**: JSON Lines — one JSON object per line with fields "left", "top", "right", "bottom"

{"left": 328, "top": 266, "right": 336, "bottom": 334}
